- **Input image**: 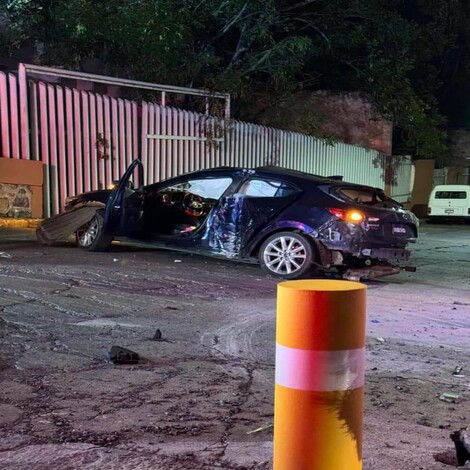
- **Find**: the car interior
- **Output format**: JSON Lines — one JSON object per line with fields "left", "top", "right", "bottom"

{"left": 141, "top": 177, "right": 233, "bottom": 236}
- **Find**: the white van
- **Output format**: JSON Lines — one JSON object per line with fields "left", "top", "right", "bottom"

{"left": 427, "top": 184, "right": 470, "bottom": 222}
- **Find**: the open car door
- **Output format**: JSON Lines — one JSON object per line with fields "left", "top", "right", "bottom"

{"left": 104, "top": 159, "right": 144, "bottom": 236}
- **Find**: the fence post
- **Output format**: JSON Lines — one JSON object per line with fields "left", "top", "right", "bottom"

{"left": 274, "top": 279, "right": 367, "bottom": 470}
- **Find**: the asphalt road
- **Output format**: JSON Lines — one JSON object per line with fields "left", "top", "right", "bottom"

{"left": 0, "top": 222, "right": 469, "bottom": 469}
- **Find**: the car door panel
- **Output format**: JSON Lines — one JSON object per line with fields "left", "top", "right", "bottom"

{"left": 204, "top": 193, "right": 299, "bottom": 258}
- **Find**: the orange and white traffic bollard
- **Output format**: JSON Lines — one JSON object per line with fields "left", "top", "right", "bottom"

{"left": 274, "top": 279, "right": 367, "bottom": 470}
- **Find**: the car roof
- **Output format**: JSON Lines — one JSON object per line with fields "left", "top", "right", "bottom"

{"left": 175, "top": 166, "right": 336, "bottom": 184}
{"left": 150, "top": 165, "right": 383, "bottom": 192}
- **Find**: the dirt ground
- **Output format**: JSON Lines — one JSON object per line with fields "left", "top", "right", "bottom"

{"left": 0, "top": 223, "right": 469, "bottom": 469}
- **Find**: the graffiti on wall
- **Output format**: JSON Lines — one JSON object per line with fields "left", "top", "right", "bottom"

{"left": 0, "top": 183, "right": 33, "bottom": 218}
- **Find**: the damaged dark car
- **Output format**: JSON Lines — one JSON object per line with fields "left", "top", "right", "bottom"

{"left": 37, "top": 159, "right": 419, "bottom": 280}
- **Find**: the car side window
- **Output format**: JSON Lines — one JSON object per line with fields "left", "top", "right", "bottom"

{"left": 239, "top": 179, "right": 298, "bottom": 197}
{"left": 162, "top": 177, "right": 232, "bottom": 200}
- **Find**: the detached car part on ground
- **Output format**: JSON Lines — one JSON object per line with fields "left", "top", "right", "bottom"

{"left": 37, "top": 160, "right": 419, "bottom": 281}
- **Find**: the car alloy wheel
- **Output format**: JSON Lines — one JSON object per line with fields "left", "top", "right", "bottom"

{"left": 76, "top": 216, "right": 100, "bottom": 247}
{"left": 75, "top": 210, "right": 112, "bottom": 251}
{"left": 259, "top": 231, "right": 316, "bottom": 279}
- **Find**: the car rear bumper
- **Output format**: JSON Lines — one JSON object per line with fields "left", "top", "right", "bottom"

{"left": 427, "top": 215, "right": 470, "bottom": 223}
{"left": 360, "top": 246, "right": 411, "bottom": 262}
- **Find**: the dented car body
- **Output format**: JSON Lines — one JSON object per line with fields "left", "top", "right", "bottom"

{"left": 37, "top": 159, "right": 419, "bottom": 280}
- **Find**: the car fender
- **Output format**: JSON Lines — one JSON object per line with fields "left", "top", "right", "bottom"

{"left": 36, "top": 204, "right": 104, "bottom": 245}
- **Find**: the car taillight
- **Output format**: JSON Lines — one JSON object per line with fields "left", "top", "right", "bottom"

{"left": 327, "top": 208, "right": 365, "bottom": 224}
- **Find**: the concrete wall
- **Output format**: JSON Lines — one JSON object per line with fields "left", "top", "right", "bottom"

{"left": 308, "top": 91, "right": 393, "bottom": 155}
{"left": 246, "top": 91, "right": 393, "bottom": 155}
{"left": 0, "top": 158, "right": 44, "bottom": 218}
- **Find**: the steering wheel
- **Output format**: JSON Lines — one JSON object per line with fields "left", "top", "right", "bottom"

{"left": 182, "top": 192, "right": 204, "bottom": 217}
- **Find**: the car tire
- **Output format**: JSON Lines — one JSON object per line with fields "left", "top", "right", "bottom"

{"left": 75, "top": 210, "right": 113, "bottom": 251}
{"left": 258, "top": 231, "right": 318, "bottom": 279}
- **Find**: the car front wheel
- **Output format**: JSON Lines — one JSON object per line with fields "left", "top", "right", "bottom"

{"left": 75, "top": 211, "right": 112, "bottom": 251}
{"left": 258, "top": 231, "right": 317, "bottom": 279}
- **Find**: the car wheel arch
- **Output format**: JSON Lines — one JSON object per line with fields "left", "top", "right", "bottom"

{"left": 75, "top": 209, "right": 113, "bottom": 251}
{"left": 251, "top": 228, "right": 328, "bottom": 263}
{"left": 257, "top": 229, "right": 324, "bottom": 279}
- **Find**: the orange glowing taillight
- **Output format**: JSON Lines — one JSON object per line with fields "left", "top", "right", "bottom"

{"left": 327, "top": 208, "right": 365, "bottom": 224}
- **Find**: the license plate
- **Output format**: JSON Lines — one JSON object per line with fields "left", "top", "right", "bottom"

{"left": 392, "top": 226, "right": 407, "bottom": 234}
{"left": 445, "top": 209, "right": 454, "bottom": 214}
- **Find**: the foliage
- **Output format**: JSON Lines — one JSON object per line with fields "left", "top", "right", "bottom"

{"left": 2, "top": 0, "right": 470, "bottom": 158}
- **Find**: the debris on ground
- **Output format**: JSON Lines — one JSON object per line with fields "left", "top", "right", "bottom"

{"left": 0, "top": 251, "right": 12, "bottom": 258}
{"left": 453, "top": 366, "right": 465, "bottom": 377}
{"left": 151, "top": 329, "right": 163, "bottom": 341}
{"left": 376, "top": 337, "right": 386, "bottom": 343}
{"left": 439, "top": 392, "right": 461, "bottom": 403}
{"left": 107, "top": 346, "right": 140, "bottom": 364}
{"left": 36, "top": 204, "right": 103, "bottom": 244}
{"left": 246, "top": 423, "right": 273, "bottom": 435}
{"left": 450, "top": 428, "right": 470, "bottom": 466}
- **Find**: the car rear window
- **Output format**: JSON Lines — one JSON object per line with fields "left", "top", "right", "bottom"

{"left": 435, "top": 191, "right": 467, "bottom": 199}
{"left": 333, "top": 187, "right": 398, "bottom": 207}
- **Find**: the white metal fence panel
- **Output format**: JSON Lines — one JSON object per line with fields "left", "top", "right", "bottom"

{"left": 142, "top": 105, "right": 389, "bottom": 190}
{"left": 1, "top": 68, "right": 415, "bottom": 216}
{"left": 29, "top": 82, "right": 139, "bottom": 216}
{"left": 390, "top": 156, "right": 414, "bottom": 203}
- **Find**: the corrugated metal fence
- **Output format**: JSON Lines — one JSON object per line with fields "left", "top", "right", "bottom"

{"left": 0, "top": 67, "right": 412, "bottom": 217}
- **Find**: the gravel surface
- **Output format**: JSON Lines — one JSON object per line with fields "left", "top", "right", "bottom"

{"left": 0, "top": 222, "right": 469, "bottom": 469}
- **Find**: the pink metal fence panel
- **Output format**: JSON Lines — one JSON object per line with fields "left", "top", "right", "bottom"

{"left": 18, "top": 65, "right": 30, "bottom": 159}
{"left": 56, "top": 86, "right": 67, "bottom": 212}
{"left": 8, "top": 74, "right": 20, "bottom": 158}
{"left": 103, "top": 96, "right": 113, "bottom": 187}
{"left": 65, "top": 88, "right": 76, "bottom": 198}
{"left": 20, "top": 80, "right": 141, "bottom": 216}
{"left": 47, "top": 84, "right": 59, "bottom": 215}
{"left": 0, "top": 72, "right": 11, "bottom": 158}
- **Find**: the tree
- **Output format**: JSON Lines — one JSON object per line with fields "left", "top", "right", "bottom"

{"left": 271, "top": 0, "right": 449, "bottom": 157}
{"left": 0, "top": 0, "right": 311, "bottom": 94}
{"left": 2, "top": 0, "right": 469, "bottom": 158}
